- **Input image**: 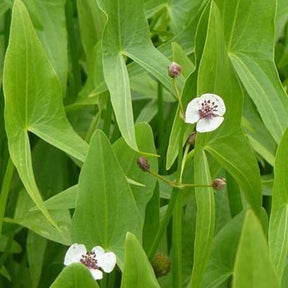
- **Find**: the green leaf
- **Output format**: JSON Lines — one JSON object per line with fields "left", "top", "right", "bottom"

{"left": 214, "top": 0, "right": 288, "bottom": 143}
{"left": 0, "top": 0, "right": 11, "bottom": 16}
{"left": 76, "top": 0, "right": 106, "bottom": 100}
{"left": 71, "top": 130, "right": 142, "bottom": 268}
{"left": 202, "top": 212, "right": 245, "bottom": 288}
{"left": 242, "top": 96, "right": 276, "bottom": 166}
{"left": 33, "top": 0, "right": 67, "bottom": 94}
{"left": 269, "top": 126, "right": 288, "bottom": 279}
{"left": 50, "top": 263, "right": 100, "bottom": 288}
{"left": 197, "top": 1, "right": 262, "bottom": 217}
{"left": 27, "top": 231, "right": 47, "bottom": 288}
{"left": 113, "top": 123, "right": 158, "bottom": 218}
{"left": 171, "top": 42, "right": 195, "bottom": 78}
{"left": 7, "top": 189, "right": 71, "bottom": 245}
{"left": 96, "top": 0, "right": 183, "bottom": 151}
{"left": 233, "top": 210, "right": 279, "bottom": 288}
{"left": 3, "top": 0, "right": 88, "bottom": 226}
{"left": 190, "top": 141, "right": 215, "bottom": 288}
{"left": 120, "top": 233, "right": 160, "bottom": 288}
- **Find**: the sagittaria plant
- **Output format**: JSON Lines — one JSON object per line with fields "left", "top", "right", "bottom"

{"left": 0, "top": 0, "right": 288, "bottom": 288}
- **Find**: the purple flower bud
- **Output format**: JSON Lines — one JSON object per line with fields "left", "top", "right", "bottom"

{"left": 187, "top": 132, "right": 197, "bottom": 145}
{"left": 168, "top": 62, "right": 181, "bottom": 78}
{"left": 212, "top": 178, "right": 226, "bottom": 191}
{"left": 137, "top": 157, "right": 150, "bottom": 172}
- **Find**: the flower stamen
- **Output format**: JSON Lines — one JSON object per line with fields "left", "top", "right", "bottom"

{"left": 80, "top": 251, "right": 99, "bottom": 270}
{"left": 199, "top": 100, "right": 219, "bottom": 119}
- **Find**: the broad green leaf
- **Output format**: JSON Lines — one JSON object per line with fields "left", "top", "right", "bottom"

{"left": 142, "top": 183, "right": 160, "bottom": 252}
{"left": 113, "top": 123, "right": 158, "bottom": 218}
{"left": 0, "top": 0, "right": 11, "bottom": 16}
{"left": 190, "top": 139, "right": 215, "bottom": 288}
{"left": 242, "top": 96, "right": 276, "bottom": 166}
{"left": 276, "top": 0, "right": 288, "bottom": 41}
{"left": 27, "top": 231, "right": 47, "bottom": 288}
{"left": 202, "top": 212, "right": 245, "bottom": 288}
{"left": 33, "top": 0, "right": 67, "bottom": 94}
{"left": 172, "top": 42, "right": 195, "bottom": 78}
{"left": 7, "top": 189, "right": 71, "bottom": 245}
{"left": 197, "top": 1, "right": 262, "bottom": 217}
{"left": 34, "top": 185, "right": 77, "bottom": 211}
{"left": 0, "top": 235, "right": 22, "bottom": 253}
{"left": 214, "top": 0, "right": 288, "bottom": 143}
{"left": 3, "top": 0, "right": 88, "bottom": 226}
{"left": 269, "top": 126, "right": 288, "bottom": 279}
{"left": 71, "top": 130, "right": 142, "bottom": 268}
{"left": 96, "top": 0, "right": 182, "bottom": 151}
{"left": 233, "top": 210, "right": 279, "bottom": 288}
{"left": 50, "top": 263, "right": 100, "bottom": 288}
{"left": 76, "top": 0, "right": 106, "bottom": 100}
{"left": 165, "top": 72, "right": 196, "bottom": 170}
{"left": 120, "top": 233, "right": 160, "bottom": 288}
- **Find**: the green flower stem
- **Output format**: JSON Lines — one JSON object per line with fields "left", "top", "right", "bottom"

{"left": 85, "top": 111, "right": 102, "bottom": 143}
{"left": 173, "top": 78, "right": 185, "bottom": 119}
{"left": 171, "top": 124, "right": 185, "bottom": 288}
{"left": 0, "top": 158, "right": 14, "bottom": 237}
{"left": 157, "top": 81, "right": 165, "bottom": 173}
{"left": 147, "top": 169, "right": 212, "bottom": 189}
{"left": 103, "top": 97, "right": 113, "bottom": 138}
{"left": 65, "top": 0, "right": 82, "bottom": 97}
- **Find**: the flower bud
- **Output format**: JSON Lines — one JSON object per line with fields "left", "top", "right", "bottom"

{"left": 168, "top": 62, "right": 181, "bottom": 78}
{"left": 151, "top": 253, "right": 171, "bottom": 278}
{"left": 212, "top": 178, "right": 226, "bottom": 191}
{"left": 137, "top": 157, "right": 150, "bottom": 172}
{"left": 187, "top": 132, "right": 197, "bottom": 145}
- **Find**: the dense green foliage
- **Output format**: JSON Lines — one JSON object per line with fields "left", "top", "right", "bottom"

{"left": 0, "top": 0, "right": 288, "bottom": 287}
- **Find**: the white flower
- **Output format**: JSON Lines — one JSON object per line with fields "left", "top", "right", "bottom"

{"left": 185, "top": 93, "right": 226, "bottom": 133}
{"left": 64, "top": 243, "right": 116, "bottom": 280}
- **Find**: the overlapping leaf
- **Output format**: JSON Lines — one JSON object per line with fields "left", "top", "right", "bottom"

{"left": 269, "top": 126, "right": 288, "bottom": 280}
{"left": 71, "top": 130, "right": 142, "bottom": 268}
{"left": 3, "top": 0, "right": 88, "bottom": 226}
{"left": 96, "top": 0, "right": 182, "bottom": 151}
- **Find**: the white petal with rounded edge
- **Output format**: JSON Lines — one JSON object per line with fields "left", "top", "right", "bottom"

{"left": 64, "top": 243, "right": 86, "bottom": 265}
{"left": 91, "top": 246, "right": 105, "bottom": 257}
{"left": 89, "top": 268, "right": 103, "bottom": 280}
{"left": 196, "top": 116, "right": 224, "bottom": 133}
{"left": 97, "top": 252, "right": 117, "bottom": 273}
{"left": 200, "top": 93, "right": 226, "bottom": 116}
{"left": 185, "top": 97, "right": 201, "bottom": 124}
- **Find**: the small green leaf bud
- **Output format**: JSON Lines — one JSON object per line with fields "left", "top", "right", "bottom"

{"left": 151, "top": 253, "right": 171, "bottom": 278}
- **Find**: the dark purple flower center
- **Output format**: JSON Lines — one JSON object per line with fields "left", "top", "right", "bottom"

{"left": 199, "top": 99, "right": 218, "bottom": 119}
{"left": 80, "top": 251, "right": 98, "bottom": 269}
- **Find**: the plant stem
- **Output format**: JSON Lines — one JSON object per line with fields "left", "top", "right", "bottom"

{"left": 65, "top": 0, "right": 81, "bottom": 98}
{"left": 171, "top": 124, "right": 184, "bottom": 288}
{"left": 85, "top": 111, "right": 102, "bottom": 143}
{"left": 157, "top": 81, "right": 165, "bottom": 173}
{"left": 173, "top": 78, "right": 185, "bottom": 119}
{"left": 103, "top": 97, "right": 113, "bottom": 138}
{"left": 0, "top": 158, "right": 14, "bottom": 237}
{"left": 148, "top": 169, "right": 212, "bottom": 189}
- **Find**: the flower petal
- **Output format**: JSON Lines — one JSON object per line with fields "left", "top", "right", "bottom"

{"left": 89, "top": 268, "right": 103, "bottom": 280}
{"left": 64, "top": 244, "right": 86, "bottom": 266}
{"left": 91, "top": 246, "right": 105, "bottom": 257}
{"left": 97, "top": 251, "right": 117, "bottom": 273}
{"left": 185, "top": 97, "right": 201, "bottom": 124}
{"left": 196, "top": 116, "right": 224, "bottom": 133}
{"left": 200, "top": 93, "right": 226, "bottom": 116}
